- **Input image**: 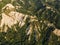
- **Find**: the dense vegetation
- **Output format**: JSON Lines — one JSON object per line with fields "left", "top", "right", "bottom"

{"left": 0, "top": 0, "right": 60, "bottom": 45}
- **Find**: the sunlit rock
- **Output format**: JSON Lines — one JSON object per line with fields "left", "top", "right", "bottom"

{"left": 2, "top": 3, "right": 15, "bottom": 12}
{"left": 53, "top": 29, "right": 60, "bottom": 36}
{"left": 46, "top": 6, "right": 51, "bottom": 9}
{"left": 0, "top": 3, "right": 27, "bottom": 32}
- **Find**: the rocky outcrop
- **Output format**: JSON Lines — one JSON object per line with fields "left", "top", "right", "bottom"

{"left": 0, "top": 3, "right": 60, "bottom": 37}
{"left": 0, "top": 4, "right": 28, "bottom": 32}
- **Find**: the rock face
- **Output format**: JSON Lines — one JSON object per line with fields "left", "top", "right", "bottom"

{"left": 0, "top": 3, "right": 38, "bottom": 33}
{"left": 0, "top": 4, "right": 28, "bottom": 32}
{"left": 53, "top": 29, "right": 60, "bottom": 36}
{"left": 1, "top": 11, "right": 25, "bottom": 28}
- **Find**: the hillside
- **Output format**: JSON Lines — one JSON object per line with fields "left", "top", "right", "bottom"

{"left": 0, "top": 0, "right": 60, "bottom": 45}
